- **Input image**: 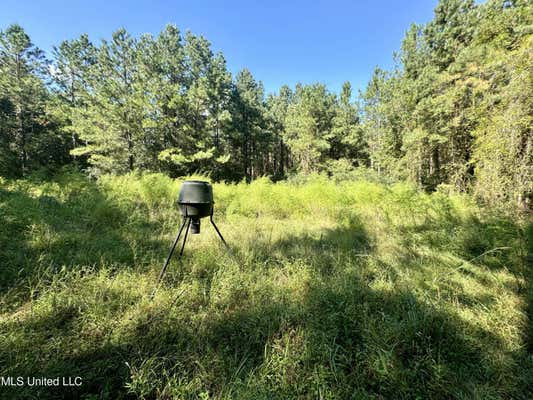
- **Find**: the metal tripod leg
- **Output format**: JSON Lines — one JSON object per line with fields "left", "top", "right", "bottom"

{"left": 179, "top": 217, "right": 192, "bottom": 256}
{"left": 210, "top": 215, "right": 228, "bottom": 248}
{"left": 150, "top": 217, "right": 190, "bottom": 300}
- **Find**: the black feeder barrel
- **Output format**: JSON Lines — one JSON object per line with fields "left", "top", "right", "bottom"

{"left": 178, "top": 180, "right": 214, "bottom": 219}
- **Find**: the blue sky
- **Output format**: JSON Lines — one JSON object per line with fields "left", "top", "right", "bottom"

{"left": 1, "top": 0, "right": 439, "bottom": 95}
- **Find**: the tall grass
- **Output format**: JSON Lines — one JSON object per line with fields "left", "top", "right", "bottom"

{"left": 0, "top": 172, "right": 530, "bottom": 399}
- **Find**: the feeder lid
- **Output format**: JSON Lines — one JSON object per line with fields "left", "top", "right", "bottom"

{"left": 178, "top": 180, "right": 213, "bottom": 204}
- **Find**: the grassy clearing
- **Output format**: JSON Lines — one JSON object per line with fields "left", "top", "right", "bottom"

{"left": 0, "top": 172, "right": 531, "bottom": 399}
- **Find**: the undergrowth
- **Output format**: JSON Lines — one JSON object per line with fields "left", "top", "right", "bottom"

{"left": 0, "top": 172, "right": 531, "bottom": 399}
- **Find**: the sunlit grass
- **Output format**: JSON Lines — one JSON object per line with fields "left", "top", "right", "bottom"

{"left": 0, "top": 172, "right": 530, "bottom": 399}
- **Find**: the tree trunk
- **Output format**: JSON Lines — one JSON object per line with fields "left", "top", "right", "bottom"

{"left": 15, "top": 53, "right": 26, "bottom": 176}
{"left": 430, "top": 146, "right": 440, "bottom": 181}
{"left": 19, "top": 114, "right": 26, "bottom": 176}
{"left": 280, "top": 138, "right": 284, "bottom": 176}
{"left": 127, "top": 131, "right": 134, "bottom": 171}
{"left": 215, "top": 115, "right": 219, "bottom": 149}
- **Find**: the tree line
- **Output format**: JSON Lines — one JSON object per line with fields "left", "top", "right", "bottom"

{"left": 0, "top": 0, "right": 531, "bottom": 208}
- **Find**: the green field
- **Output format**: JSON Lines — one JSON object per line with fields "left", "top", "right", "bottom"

{"left": 0, "top": 172, "right": 531, "bottom": 399}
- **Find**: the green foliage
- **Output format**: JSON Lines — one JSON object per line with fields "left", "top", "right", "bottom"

{"left": 471, "top": 33, "right": 533, "bottom": 209}
{"left": 360, "top": 0, "right": 532, "bottom": 208}
{"left": 0, "top": 172, "right": 530, "bottom": 399}
{"left": 1, "top": 0, "right": 531, "bottom": 208}
{"left": 285, "top": 84, "right": 336, "bottom": 174}
{"left": 331, "top": 82, "right": 365, "bottom": 164}
{"left": 227, "top": 69, "right": 267, "bottom": 181}
{"left": 50, "top": 25, "right": 236, "bottom": 178}
{"left": 0, "top": 3, "right": 531, "bottom": 398}
{"left": 0, "top": 24, "right": 70, "bottom": 177}
{"left": 0, "top": 0, "right": 533, "bottom": 211}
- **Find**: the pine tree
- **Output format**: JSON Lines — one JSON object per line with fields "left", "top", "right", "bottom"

{"left": 136, "top": 25, "right": 188, "bottom": 173}
{"left": 0, "top": 24, "right": 50, "bottom": 176}
{"left": 229, "top": 69, "right": 265, "bottom": 181}
{"left": 51, "top": 34, "right": 96, "bottom": 165}
{"left": 205, "top": 52, "right": 232, "bottom": 179}
{"left": 331, "top": 81, "right": 365, "bottom": 165}
{"left": 285, "top": 83, "right": 335, "bottom": 174}
{"left": 265, "top": 85, "right": 293, "bottom": 178}
{"left": 71, "top": 29, "right": 143, "bottom": 175}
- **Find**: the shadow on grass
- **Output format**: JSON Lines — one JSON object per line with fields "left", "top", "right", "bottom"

{"left": 0, "top": 273, "right": 523, "bottom": 399}
{"left": 396, "top": 212, "right": 525, "bottom": 274}
{"left": 524, "top": 222, "right": 533, "bottom": 382}
{"left": 1, "top": 216, "right": 530, "bottom": 399}
{"left": 0, "top": 180, "right": 165, "bottom": 298}
{"left": 233, "top": 215, "right": 372, "bottom": 278}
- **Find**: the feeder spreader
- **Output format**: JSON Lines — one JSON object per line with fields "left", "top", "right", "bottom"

{"left": 151, "top": 180, "right": 228, "bottom": 299}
